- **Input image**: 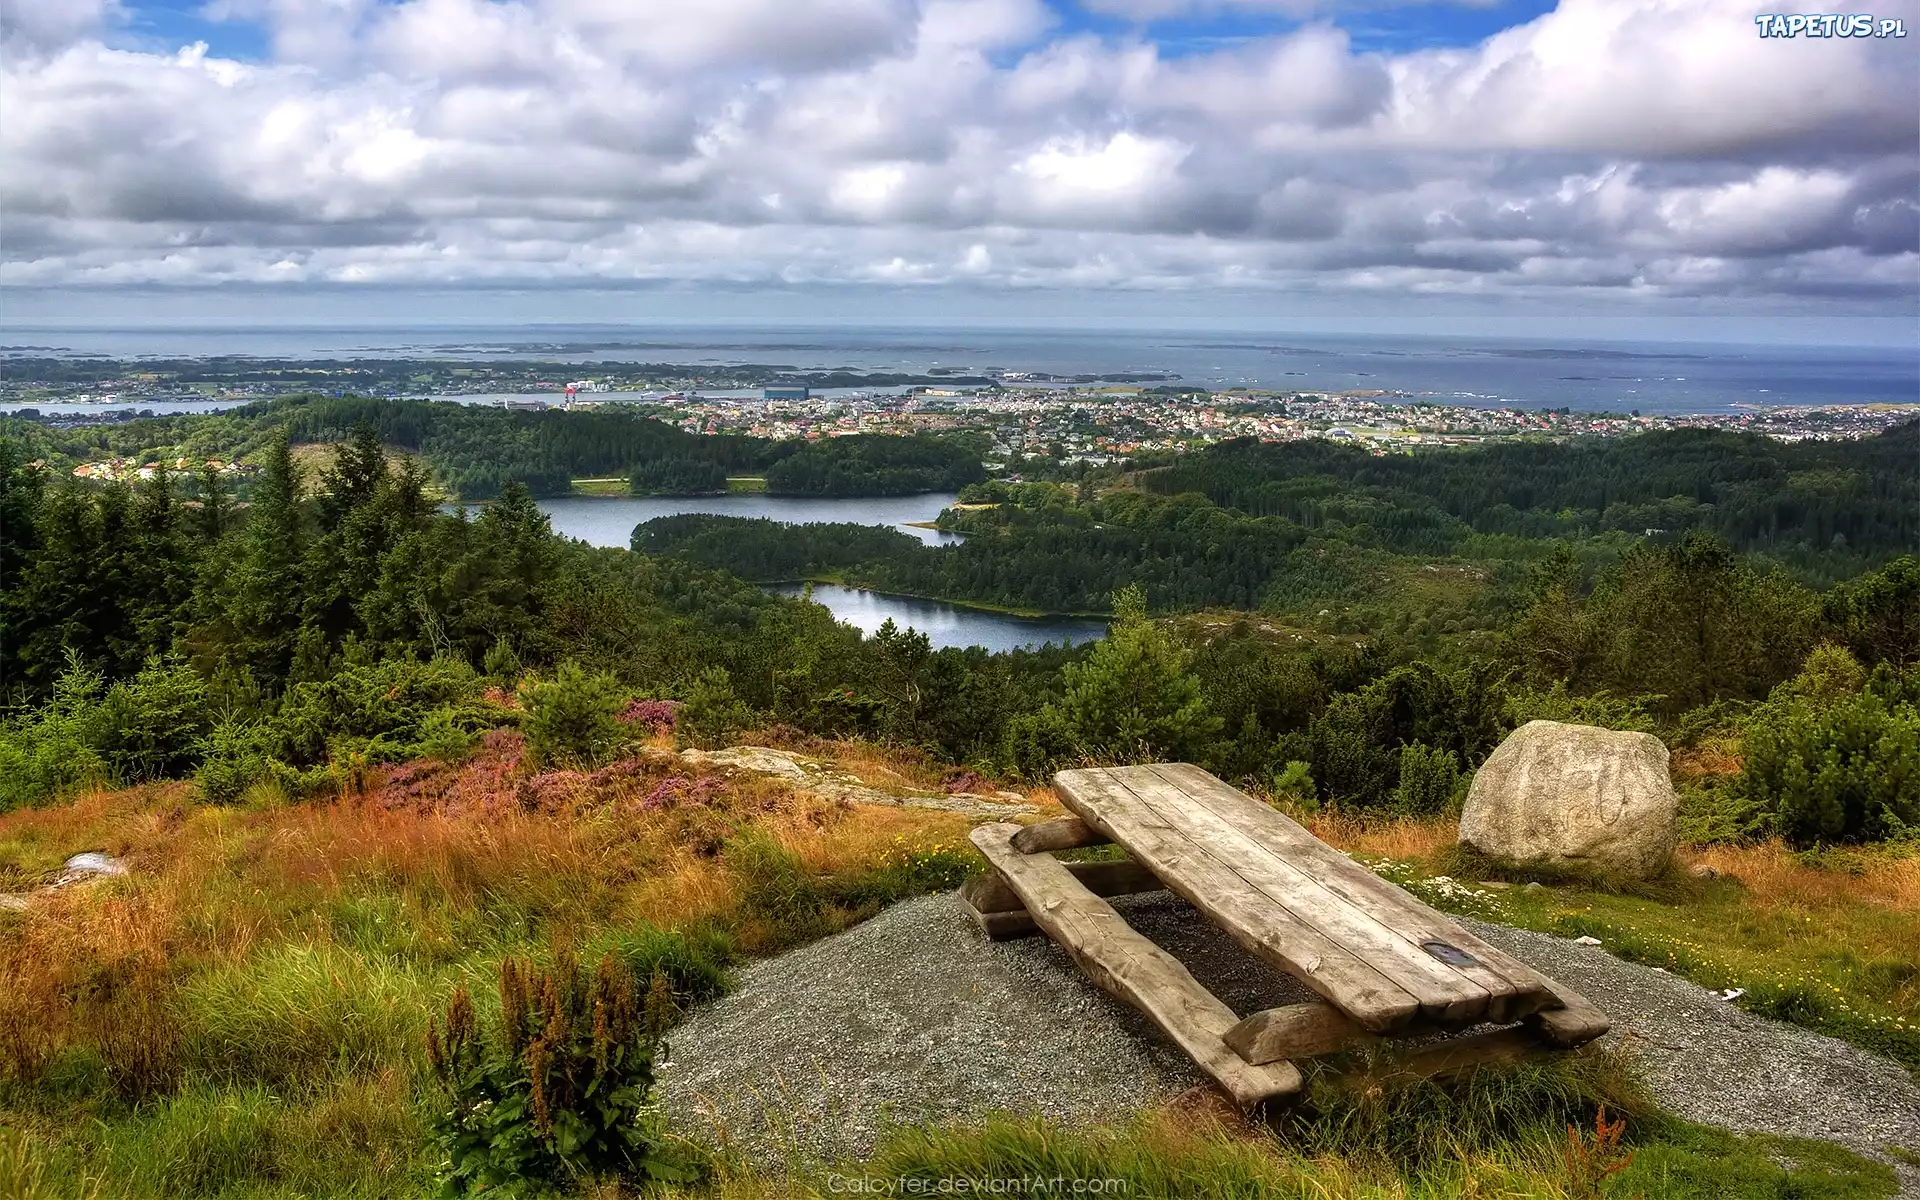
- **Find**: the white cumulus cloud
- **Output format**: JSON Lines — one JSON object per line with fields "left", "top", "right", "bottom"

{"left": 0, "top": 0, "right": 1913, "bottom": 310}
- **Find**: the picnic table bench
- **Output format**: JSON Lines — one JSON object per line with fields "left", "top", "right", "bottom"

{"left": 963, "top": 763, "right": 1609, "bottom": 1107}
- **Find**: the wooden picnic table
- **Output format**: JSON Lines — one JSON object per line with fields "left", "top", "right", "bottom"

{"left": 965, "top": 763, "right": 1609, "bottom": 1108}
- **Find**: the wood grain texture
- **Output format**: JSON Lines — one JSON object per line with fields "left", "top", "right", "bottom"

{"left": 1367, "top": 1027, "right": 1542, "bottom": 1083}
{"left": 1117, "top": 766, "right": 1495, "bottom": 1023}
{"left": 969, "top": 822, "right": 1303, "bottom": 1108}
{"left": 1146, "top": 763, "right": 1555, "bottom": 1024}
{"left": 1224, "top": 1002, "right": 1375, "bottom": 1064}
{"left": 963, "top": 859, "right": 1166, "bottom": 915}
{"left": 1055, "top": 767, "right": 1423, "bottom": 1032}
{"left": 1526, "top": 977, "right": 1612, "bottom": 1047}
{"left": 1010, "top": 816, "right": 1109, "bottom": 855}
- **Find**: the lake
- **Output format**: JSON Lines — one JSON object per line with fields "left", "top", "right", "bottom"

{"left": 535, "top": 492, "right": 964, "bottom": 548}
{"left": 533, "top": 492, "right": 1100, "bottom": 651}
{"left": 766, "top": 584, "right": 1106, "bottom": 653}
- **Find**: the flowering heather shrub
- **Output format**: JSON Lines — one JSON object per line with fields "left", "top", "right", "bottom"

{"left": 638, "top": 775, "right": 728, "bottom": 812}
{"left": 373, "top": 729, "right": 740, "bottom": 821}
{"left": 618, "top": 700, "right": 680, "bottom": 734}
{"left": 941, "top": 769, "right": 990, "bottom": 795}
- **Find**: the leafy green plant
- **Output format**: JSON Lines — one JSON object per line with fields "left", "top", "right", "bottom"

{"left": 426, "top": 956, "right": 691, "bottom": 1197}
{"left": 194, "top": 718, "right": 274, "bottom": 804}
{"left": 1272, "top": 760, "right": 1316, "bottom": 807}
{"left": 519, "top": 662, "right": 629, "bottom": 769}
{"left": 677, "top": 667, "right": 753, "bottom": 750}
{"left": 483, "top": 635, "right": 522, "bottom": 681}
{"left": 1742, "top": 662, "right": 1919, "bottom": 846}
{"left": 1390, "top": 742, "right": 1462, "bottom": 815}
{"left": 1308, "top": 660, "right": 1508, "bottom": 811}
{"left": 1674, "top": 774, "right": 1771, "bottom": 845}
{"left": 0, "top": 650, "right": 109, "bottom": 811}
{"left": 93, "top": 656, "right": 213, "bottom": 784}
{"left": 1503, "top": 682, "right": 1660, "bottom": 734}
{"left": 1051, "top": 584, "right": 1220, "bottom": 764}
{"left": 270, "top": 655, "right": 499, "bottom": 767}
{"left": 417, "top": 705, "right": 480, "bottom": 763}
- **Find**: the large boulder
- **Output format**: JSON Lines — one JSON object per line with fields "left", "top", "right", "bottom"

{"left": 1458, "top": 720, "right": 1677, "bottom": 879}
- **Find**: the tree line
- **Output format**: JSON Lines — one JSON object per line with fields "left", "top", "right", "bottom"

{"left": 3, "top": 420, "right": 1914, "bottom": 847}
{"left": 0, "top": 397, "right": 986, "bottom": 502}
{"left": 1140, "top": 423, "right": 1919, "bottom": 581}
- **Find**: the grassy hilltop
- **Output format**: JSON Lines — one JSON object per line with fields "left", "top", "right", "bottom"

{"left": 1, "top": 412, "right": 1916, "bottom": 1197}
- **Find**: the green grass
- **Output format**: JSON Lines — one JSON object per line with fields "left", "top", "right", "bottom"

{"left": 836, "top": 1089, "right": 1896, "bottom": 1200}
{"left": 1357, "top": 848, "right": 1920, "bottom": 1074}
{"left": 26, "top": 1076, "right": 430, "bottom": 1199}
{"left": 723, "top": 831, "right": 976, "bottom": 951}
{"left": 726, "top": 476, "right": 767, "bottom": 493}
{"left": 174, "top": 944, "right": 441, "bottom": 1086}
{"left": 569, "top": 478, "right": 630, "bottom": 496}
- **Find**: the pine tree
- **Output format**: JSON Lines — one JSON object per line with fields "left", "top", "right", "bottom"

{"left": 0, "top": 440, "right": 47, "bottom": 695}
{"left": 9, "top": 483, "right": 143, "bottom": 691}
{"left": 195, "top": 461, "right": 234, "bottom": 542}
{"left": 1052, "top": 585, "right": 1221, "bottom": 763}
{"left": 224, "top": 432, "right": 307, "bottom": 684}
{"left": 130, "top": 462, "right": 195, "bottom": 658}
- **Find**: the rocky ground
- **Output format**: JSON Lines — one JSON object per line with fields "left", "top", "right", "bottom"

{"left": 673, "top": 745, "right": 1037, "bottom": 819}
{"left": 662, "top": 890, "right": 1920, "bottom": 1194}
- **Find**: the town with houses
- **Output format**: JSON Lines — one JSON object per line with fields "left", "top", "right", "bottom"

{"left": 3, "top": 351, "right": 1912, "bottom": 474}
{"left": 636, "top": 386, "right": 1914, "bottom": 462}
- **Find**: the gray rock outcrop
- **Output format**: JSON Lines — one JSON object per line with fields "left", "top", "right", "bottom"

{"left": 1458, "top": 720, "right": 1676, "bottom": 879}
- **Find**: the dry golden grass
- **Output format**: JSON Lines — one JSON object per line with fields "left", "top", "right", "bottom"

{"left": 1670, "top": 744, "right": 1743, "bottom": 782}
{"left": 1306, "top": 812, "right": 1458, "bottom": 862}
{"left": 0, "top": 743, "right": 971, "bottom": 1100}
{"left": 1687, "top": 841, "right": 1920, "bottom": 914}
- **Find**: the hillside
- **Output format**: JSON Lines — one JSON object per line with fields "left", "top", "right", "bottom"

{"left": 2, "top": 416, "right": 1917, "bottom": 1198}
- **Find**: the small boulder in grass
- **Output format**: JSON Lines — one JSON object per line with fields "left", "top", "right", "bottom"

{"left": 1458, "top": 719, "right": 1678, "bottom": 881}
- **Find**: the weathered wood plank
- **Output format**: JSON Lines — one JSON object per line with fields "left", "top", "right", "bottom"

{"left": 960, "top": 899, "right": 1050, "bottom": 941}
{"left": 970, "top": 822, "right": 1303, "bottom": 1108}
{"left": 1146, "top": 763, "right": 1555, "bottom": 1023}
{"left": 1525, "top": 976, "right": 1611, "bottom": 1047}
{"left": 964, "top": 859, "right": 1166, "bottom": 914}
{"left": 1053, "top": 769, "right": 1423, "bottom": 1033}
{"left": 1224, "top": 1002, "right": 1375, "bottom": 1064}
{"left": 1101, "top": 766, "right": 1495, "bottom": 1024}
{"left": 1010, "top": 816, "right": 1108, "bottom": 855}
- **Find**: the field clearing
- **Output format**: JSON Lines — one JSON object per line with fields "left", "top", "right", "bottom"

{"left": 2, "top": 745, "right": 1915, "bottom": 1197}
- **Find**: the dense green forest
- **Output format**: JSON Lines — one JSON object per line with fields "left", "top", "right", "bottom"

{"left": 1139, "top": 427, "right": 1919, "bottom": 580}
{"left": 761, "top": 433, "right": 989, "bottom": 496}
{"left": 3, "top": 415, "right": 1915, "bottom": 849}
{"left": 0, "top": 397, "right": 984, "bottom": 501}
{"left": 638, "top": 423, "right": 1920, "bottom": 625}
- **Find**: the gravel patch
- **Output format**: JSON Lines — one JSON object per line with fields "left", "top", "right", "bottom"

{"left": 663, "top": 891, "right": 1920, "bottom": 1192}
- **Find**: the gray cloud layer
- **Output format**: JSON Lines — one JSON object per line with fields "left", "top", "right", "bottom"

{"left": 2, "top": 0, "right": 1915, "bottom": 307}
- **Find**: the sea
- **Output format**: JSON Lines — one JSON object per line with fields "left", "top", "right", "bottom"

{"left": 3, "top": 325, "right": 1916, "bottom": 415}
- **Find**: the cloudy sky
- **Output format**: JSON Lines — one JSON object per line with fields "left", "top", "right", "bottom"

{"left": 3, "top": 0, "right": 1916, "bottom": 342}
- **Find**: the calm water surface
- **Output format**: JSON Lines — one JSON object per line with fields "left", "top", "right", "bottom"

{"left": 767, "top": 584, "right": 1104, "bottom": 653}
{"left": 530, "top": 493, "right": 1097, "bottom": 651}
{"left": 8, "top": 324, "right": 1915, "bottom": 412}
{"left": 535, "top": 493, "right": 963, "bottom": 548}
